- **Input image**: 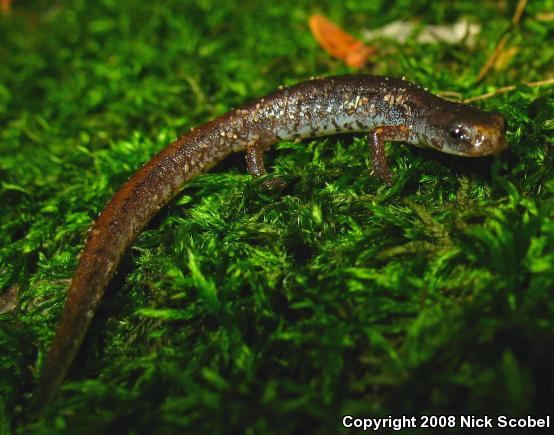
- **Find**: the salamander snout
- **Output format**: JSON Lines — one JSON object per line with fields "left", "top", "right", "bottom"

{"left": 440, "top": 112, "right": 508, "bottom": 157}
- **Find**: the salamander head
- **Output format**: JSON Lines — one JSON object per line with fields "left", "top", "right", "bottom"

{"left": 423, "top": 103, "right": 507, "bottom": 157}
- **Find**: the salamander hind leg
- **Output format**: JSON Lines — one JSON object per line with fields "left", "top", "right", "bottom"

{"left": 245, "top": 143, "right": 286, "bottom": 190}
{"left": 368, "top": 125, "right": 410, "bottom": 186}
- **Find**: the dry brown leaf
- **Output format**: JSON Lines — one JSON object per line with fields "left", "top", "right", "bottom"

{"left": 493, "top": 46, "right": 519, "bottom": 71}
{"left": 0, "top": 284, "right": 20, "bottom": 314}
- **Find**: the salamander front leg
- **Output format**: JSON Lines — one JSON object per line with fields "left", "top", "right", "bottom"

{"left": 246, "top": 144, "right": 286, "bottom": 190}
{"left": 368, "top": 125, "right": 409, "bottom": 185}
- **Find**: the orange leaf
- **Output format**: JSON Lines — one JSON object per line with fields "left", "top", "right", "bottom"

{"left": 1, "top": 0, "right": 11, "bottom": 15}
{"left": 309, "top": 14, "right": 374, "bottom": 69}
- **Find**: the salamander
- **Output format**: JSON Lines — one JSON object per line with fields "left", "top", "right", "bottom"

{"left": 34, "top": 74, "right": 507, "bottom": 409}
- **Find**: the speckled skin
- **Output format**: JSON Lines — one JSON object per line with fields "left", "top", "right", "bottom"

{"left": 35, "top": 74, "right": 507, "bottom": 409}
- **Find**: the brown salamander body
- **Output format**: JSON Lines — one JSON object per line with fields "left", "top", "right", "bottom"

{"left": 35, "top": 75, "right": 507, "bottom": 409}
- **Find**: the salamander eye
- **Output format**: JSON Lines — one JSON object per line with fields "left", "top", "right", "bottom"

{"left": 450, "top": 126, "right": 465, "bottom": 140}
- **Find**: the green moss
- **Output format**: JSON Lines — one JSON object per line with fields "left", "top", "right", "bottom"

{"left": 1, "top": 0, "right": 553, "bottom": 433}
